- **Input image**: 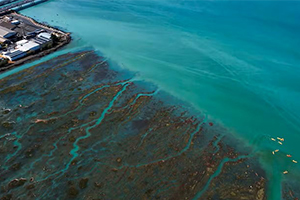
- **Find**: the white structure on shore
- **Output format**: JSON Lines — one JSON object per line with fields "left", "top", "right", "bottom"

{"left": 3, "top": 40, "right": 40, "bottom": 61}
{"left": 33, "top": 32, "right": 52, "bottom": 47}
{"left": 38, "top": 32, "right": 51, "bottom": 40}
{"left": 2, "top": 50, "right": 27, "bottom": 61}
{"left": 17, "top": 40, "right": 40, "bottom": 52}
{"left": 2, "top": 32, "right": 53, "bottom": 61}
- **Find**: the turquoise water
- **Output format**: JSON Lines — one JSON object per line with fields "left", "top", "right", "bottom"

{"left": 1, "top": 0, "right": 300, "bottom": 198}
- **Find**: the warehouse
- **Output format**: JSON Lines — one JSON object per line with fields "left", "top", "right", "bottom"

{"left": 16, "top": 39, "right": 29, "bottom": 46}
{"left": 33, "top": 32, "right": 52, "bottom": 48}
{"left": 38, "top": 32, "right": 52, "bottom": 40}
{"left": 3, "top": 40, "right": 40, "bottom": 61}
{"left": 2, "top": 50, "right": 27, "bottom": 61}
{"left": 0, "top": 26, "right": 16, "bottom": 38}
{"left": 17, "top": 41, "right": 40, "bottom": 52}
{"left": 0, "top": 36, "right": 9, "bottom": 44}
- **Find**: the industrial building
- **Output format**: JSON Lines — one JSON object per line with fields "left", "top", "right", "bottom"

{"left": 38, "top": 32, "right": 51, "bottom": 40}
{"left": 2, "top": 49, "right": 27, "bottom": 61}
{"left": 3, "top": 39, "right": 41, "bottom": 61}
{"left": 0, "top": 12, "right": 63, "bottom": 66}
{"left": 16, "top": 40, "right": 40, "bottom": 52}
{"left": 0, "top": 36, "right": 9, "bottom": 44}
{"left": 33, "top": 32, "right": 52, "bottom": 47}
{"left": 1, "top": 32, "right": 53, "bottom": 61}
{"left": 0, "top": 26, "right": 16, "bottom": 38}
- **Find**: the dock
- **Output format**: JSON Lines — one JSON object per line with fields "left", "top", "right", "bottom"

{"left": 0, "top": 0, "right": 48, "bottom": 15}
{"left": 0, "top": 0, "right": 19, "bottom": 7}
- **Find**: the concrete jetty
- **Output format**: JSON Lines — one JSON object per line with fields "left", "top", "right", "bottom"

{"left": 0, "top": 0, "right": 49, "bottom": 15}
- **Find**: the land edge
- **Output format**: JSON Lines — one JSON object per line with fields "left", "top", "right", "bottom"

{"left": 0, "top": 11, "right": 72, "bottom": 74}
{"left": 0, "top": 50, "right": 269, "bottom": 200}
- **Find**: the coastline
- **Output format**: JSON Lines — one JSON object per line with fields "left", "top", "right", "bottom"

{"left": 0, "top": 11, "right": 71, "bottom": 73}
{"left": 0, "top": 1, "right": 299, "bottom": 199}
{"left": 0, "top": 50, "right": 268, "bottom": 199}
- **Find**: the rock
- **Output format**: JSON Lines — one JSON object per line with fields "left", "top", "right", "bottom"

{"left": 8, "top": 178, "right": 27, "bottom": 189}
{"left": 79, "top": 178, "right": 89, "bottom": 189}
{"left": 89, "top": 111, "right": 97, "bottom": 117}
{"left": 240, "top": 197, "right": 250, "bottom": 200}
{"left": 1, "top": 194, "right": 12, "bottom": 200}
{"left": 2, "top": 109, "right": 11, "bottom": 115}
{"left": 2, "top": 122, "right": 13, "bottom": 129}
{"left": 256, "top": 188, "right": 265, "bottom": 200}
{"left": 25, "top": 148, "right": 34, "bottom": 158}
{"left": 94, "top": 182, "right": 103, "bottom": 188}
{"left": 71, "top": 160, "right": 78, "bottom": 165}
{"left": 116, "top": 158, "right": 122, "bottom": 163}
{"left": 9, "top": 163, "right": 21, "bottom": 171}
{"left": 68, "top": 187, "right": 79, "bottom": 198}
{"left": 145, "top": 189, "right": 154, "bottom": 197}
{"left": 69, "top": 136, "right": 76, "bottom": 142}
{"left": 207, "top": 167, "right": 213, "bottom": 173}
{"left": 26, "top": 184, "right": 35, "bottom": 190}
{"left": 111, "top": 168, "right": 118, "bottom": 172}
{"left": 231, "top": 192, "right": 236, "bottom": 196}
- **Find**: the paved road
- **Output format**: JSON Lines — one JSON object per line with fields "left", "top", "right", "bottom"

{"left": 10, "top": 12, "right": 53, "bottom": 33}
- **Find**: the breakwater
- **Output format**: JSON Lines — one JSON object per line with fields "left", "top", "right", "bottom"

{"left": 0, "top": 0, "right": 48, "bottom": 14}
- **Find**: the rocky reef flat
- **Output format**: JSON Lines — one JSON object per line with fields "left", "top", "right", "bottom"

{"left": 0, "top": 51, "right": 269, "bottom": 199}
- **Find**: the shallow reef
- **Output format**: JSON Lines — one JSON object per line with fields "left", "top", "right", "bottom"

{"left": 0, "top": 51, "right": 271, "bottom": 199}
{"left": 282, "top": 181, "right": 300, "bottom": 200}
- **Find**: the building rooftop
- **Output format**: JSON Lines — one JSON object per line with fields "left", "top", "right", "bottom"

{"left": 17, "top": 41, "right": 40, "bottom": 52}
{"left": 2, "top": 49, "right": 27, "bottom": 61}
{"left": 0, "top": 26, "right": 16, "bottom": 38}
{"left": 33, "top": 36, "right": 50, "bottom": 45}
{"left": 16, "top": 39, "right": 28, "bottom": 46}
{"left": 4, "top": 49, "right": 25, "bottom": 58}
{"left": 38, "top": 32, "right": 51, "bottom": 40}
{"left": 0, "top": 36, "right": 8, "bottom": 43}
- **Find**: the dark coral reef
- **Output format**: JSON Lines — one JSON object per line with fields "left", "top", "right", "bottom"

{"left": 0, "top": 51, "right": 268, "bottom": 200}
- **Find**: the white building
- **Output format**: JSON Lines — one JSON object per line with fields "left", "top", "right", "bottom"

{"left": 16, "top": 39, "right": 29, "bottom": 46}
{"left": 17, "top": 41, "right": 40, "bottom": 52}
{"left": 2, "top": 50, "right": 27, "bottom": 61}
{"left": 38, "top": 32, "right": 52, "bottom": 40}
{"left": 33, "top": 32, "right": 52, "bottom": 48}
{"left": 2, "top": 40, "right": 40, "bottom": 61}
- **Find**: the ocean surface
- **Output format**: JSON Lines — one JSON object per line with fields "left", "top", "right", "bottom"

{"left": 1, "top": 0, "right": 300, "bottom": 199}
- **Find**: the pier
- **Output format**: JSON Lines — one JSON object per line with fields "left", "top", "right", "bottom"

{"left": 0, "top": 0, "right": 48, "bottom": 15}
{"left": 0, "top": 0, "right": 19, "bottom": 7}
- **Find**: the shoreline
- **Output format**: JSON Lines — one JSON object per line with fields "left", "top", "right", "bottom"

{"left": 0, "top": 1, "right": 299, "bottom": 199}
{"left": 0, "top": 50, "right": 269, "bottom": 199}
{"left": 0, "top": 11, "right": 71, "bottom": 73}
